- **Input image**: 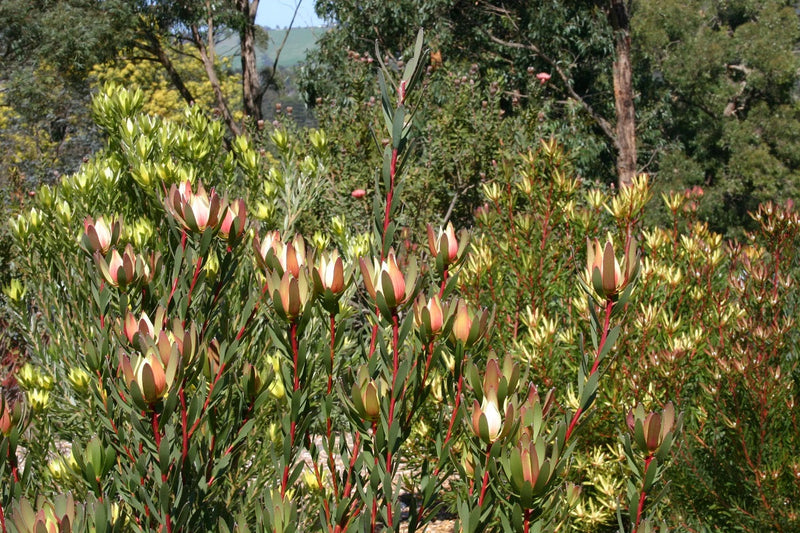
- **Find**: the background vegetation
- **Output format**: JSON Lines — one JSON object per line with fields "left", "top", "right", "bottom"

{"left": 1, "top": 1, "right": 800, "bottom": 532}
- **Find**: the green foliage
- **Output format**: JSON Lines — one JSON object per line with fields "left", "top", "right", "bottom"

{"left": 460, "top": 140, "right": 800, "bottom": 531}
{"left": 305, "top": 0, "right": 800, "bottom": 236}
{"left": 92, "top": 48, "right": 243, "bottom": 122}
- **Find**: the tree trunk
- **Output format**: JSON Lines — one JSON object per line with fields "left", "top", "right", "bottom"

{"left": 235, "top": 0, "right": 262, "bottom": 121}
{"left": 142, "top": 32, "right": 195, "bottom": 107}
{"left": 608, "top": 0, "right": 636, "bottom": 188}
{"left": 191, "top": 25, "right": 242, "bottom": 136}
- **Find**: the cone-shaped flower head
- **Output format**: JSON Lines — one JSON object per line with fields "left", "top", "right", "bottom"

{"left": 585, "top": 236, "right": 639, "bottom": 301}
{"left": 123, "top": 311, "right": 156, "bottom": 345}
{"left": 82, "top": 215, "right": 121, "bottom": 255}
{"left": 10, "top": 494, "right": 77, "bottom": 533}
{"left": 626, "top": 402, "right": 677, "bottom": 455}
{"left": 450, "top": 299, "right": 491, "bottom": 347}
{"left": 268, "top": 270, "right": 315, "bottom": 322}
{"left": 313, "top": 249, "right": 348, "bottom": 314}
{"left": 94, "top": 244, "right": 138, "bottom": 287}
{"left": 219, "top": 198, "right": 247, "bottom": 244}
{"left": 314, "top": 249, "right": 345, "bottom": 294}
{"left": 427, "top": 222, "right": 469, "bottom": 276}
{"left": 517, "top": 384, "right": 555, "bottom": 438}
{"left": 413, "top": 293, "right": 444, "bottom": 342}
{"left": 165, "top": 180, "right": 223, "bottom": 233}
{"left": 253, "top": 230, "right": 283, "bottom": 272}
{"left": 508, "top": 426, "right": 561, "bottom": 504}
{"left": 0, "top": 397, "right": 20, "bottom": 437}
{"left": 359, "top": 250, "right": 417, "bottom": 312}
{"left": 279, "top": 234, "right": 308, "bottom": 279}
{"left": 470, "top": 355, "right": 517, "bottom": 444}
{"left": 351, "top": 365, "right": 384, "bottom": 421}
{"left": 120, "top": 350, "right": 174, "bottom": 406}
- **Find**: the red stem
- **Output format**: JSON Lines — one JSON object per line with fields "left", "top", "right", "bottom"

{"left": 383, "top": 312, "right": 400, "bottom": 529}
{"left": 187, "top": 362, "right": 227, "bottom": 440}
{"left": 477, "top": 443, "right": 492, "bottom": 507}
{"left": 566, "top": 299, "right": 614, "bottom": 442}
{"left": 281, "top": 322, "right": 301, "bottom": 498}
{"left": 633, "top": 455, "right": 654, "bottom": 533}
{"left": 180, "top": 388, "right": 188, "bottom": 465}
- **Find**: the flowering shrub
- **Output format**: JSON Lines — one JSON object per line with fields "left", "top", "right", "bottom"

{"left": 462, "top": 142, "right": 800, "bottom": 531}
{"left": 0, "top": 30, "right": 693, "bottom": 533}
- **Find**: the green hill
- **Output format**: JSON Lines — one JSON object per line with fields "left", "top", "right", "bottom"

{"left": 217, "top": 27, "right": 325, "bottom": 70}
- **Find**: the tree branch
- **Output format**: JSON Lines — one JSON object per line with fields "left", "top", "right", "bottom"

{"left": 190, "top": 23, "right": 242, "bottom": 136}
{"left": 486, "top": 32, "right": 617, "bottom": 145}
{"left": 261, "top": 0, "right": 302, "bottom": 97}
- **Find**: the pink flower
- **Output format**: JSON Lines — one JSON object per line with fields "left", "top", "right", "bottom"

{"left": 536, "top": 72, "right": 551, "bottom": 85}
{"left": 351, "top": 189, "right": 366, "bottom": 198}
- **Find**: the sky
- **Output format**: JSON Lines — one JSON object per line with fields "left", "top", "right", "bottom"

{"left": 255, "top": 0, "right": 325, "bottom": 29}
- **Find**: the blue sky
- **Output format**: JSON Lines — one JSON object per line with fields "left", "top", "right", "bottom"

{"left": 256, "top": 0, "right": 325, "bottom": 29}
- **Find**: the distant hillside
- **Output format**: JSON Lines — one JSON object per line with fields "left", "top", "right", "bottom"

{"left": 217, "top": 27, "right": 326, "bottom": 70}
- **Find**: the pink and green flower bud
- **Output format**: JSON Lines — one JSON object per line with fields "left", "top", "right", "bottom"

{"left": 0, "top": 398, "right": 21, "bottom": 437}
{"left": 278, "top": 234, "right": 308, "bottom": 279}
{"left": 359, "top": 251, "right": 417, "bottom": 312}
{"left": 413, "top": 293, "right": 444, "bottom": 342}
{"left": 469, "top": 355, "right": 518, "bottom": 444}
{"left": 471, "top": 395, "right": 514, "bottom": 445}
{"left": 313, "top": 249, "right": 348, "bottom": 314}
{"left": 124, "top": 311, "right": 156, "bottom": 345}
{"left": 508, "top": 427, "right": 560, "bottom": 502}
{"left": 351, "top": 365, "right": 384, "bottom": 422}
{"left": 10, "top": 494, "right": 77, "bottom": 533}
{"left": 94, "top": 244, "right": 137, "bottom": 287}
{"left": 517, "top": 384, "right": 555, "bottom": 435}
{"left": 449, "top": 299, "right": 491, "bottom": 347}
{"left": 253, "top": 230, "right": 282, "bottom": 273}
{"left": 585, "top": 236, "right": 639, "bottom": 301}
{"left": 82, "top": 215, "right": 121, "bottom": 255}
{"left": 268, "top": 270, "right": 315, "bottom": 322}
{"left": 626, "top": 402, "right": 677, "bottom": 456}
{"left": 165, "top": 180, "right": 223, "bottom": 233}
{"left": 427, "top": 221, "right": 469, "bottom": 276}
{"left": 120, "top": 350, "right": 175, "bottom": 406}
{"left": 219, "top": 198, "right": 247, "bottom": 245}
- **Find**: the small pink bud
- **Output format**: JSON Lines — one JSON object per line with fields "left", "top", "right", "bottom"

{"left": 351, "top": 188, "right": 366, "bottom": 199}
{"left": 536, "top": 72, "right": 551, "bottom": 84}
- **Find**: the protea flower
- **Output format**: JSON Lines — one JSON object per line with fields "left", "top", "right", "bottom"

{"left": 427, "top": 222, "right": 469, "bottom": 276}
{"left": 469, "top": 355, "right": 518, "bottom": 444}
{"left": 120, "top": 350, "right": 176, "bottom": 406}
{"left": 94, "top": 245, "right": 137, "bottom": 287}
{"left": 165, "top": 180, "right": 223, "bottom": 233}
{"left": 253, "top": 230, "right": 283, "bottom": 272}
{"left": 218, "top": 198, "right": 247, "bottom": 244}
{"left": 360, "top": 250, "right": 417, "bottom": 313}
{"left": 585, "top": 236, "right": 639, "bottom": 301}
{"left": 313, "top": 249, "right": 349, "bottom": 313}
{"left": 449, "top": 299, "right": 491, "bottom": 347}
{"left": 508, "top": 425, "right": 562, "bottom": 506}
{"left": 351, "top": 365, "right": 385, "bottom": 421}
{"left": 268, "top": 270, "right": 315, "bottom": 322}
{"left": 413, "top": 293, "right": 445, "bottom": 342}
{"left": 82, "top": 215, "right": 121, "bottom": 255}
{"left": 626, "top": 402, "right": 678, "bottom": 456}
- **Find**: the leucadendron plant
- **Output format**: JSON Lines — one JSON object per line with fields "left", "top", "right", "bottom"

{"left": 2, "top": 29, "right": 677, "bottom": 533}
